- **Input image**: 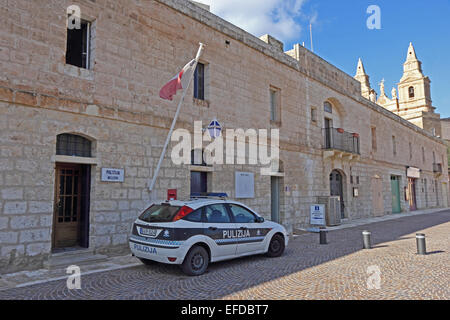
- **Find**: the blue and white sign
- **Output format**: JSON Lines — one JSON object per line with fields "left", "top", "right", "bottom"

{"left": 207, "top": 119, "right": 222, "bottom": 139}
{"left": 101, "top": 168, "right": 124, "bottom": 182}
{"left": 310, "top": 205, "right": 325, "bottom": 226}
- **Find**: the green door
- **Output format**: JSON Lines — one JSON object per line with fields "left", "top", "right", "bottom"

{"left": 390, "top": 176, "right": 401, "bottom": 213}
{"left": 271, "top": 177, "right": 280, "bottom": 223}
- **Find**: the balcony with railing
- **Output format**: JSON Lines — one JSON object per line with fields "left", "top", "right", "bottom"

{"left": 433, "top": 163, "right": 443, "bottom": 175}
{"left": 323, "top": 128, "right": 360, "bottom": 160}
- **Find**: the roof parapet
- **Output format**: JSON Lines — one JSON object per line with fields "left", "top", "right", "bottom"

{"left": 259, "top": 34, "right": 284, "bottom": 52}
{"left": 189, "top": 0, "right": 210, "bottom": 11}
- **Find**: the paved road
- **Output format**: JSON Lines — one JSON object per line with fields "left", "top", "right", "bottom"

{"left": 1, "top": 211, "right": 449, "bottom": 300}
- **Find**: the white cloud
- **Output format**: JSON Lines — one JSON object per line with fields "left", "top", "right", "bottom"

{"left": 195, "top": 0, "right": 311, "bottom": 42}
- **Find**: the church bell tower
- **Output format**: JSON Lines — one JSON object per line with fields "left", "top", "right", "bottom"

{"left": 395, "top": 43, "right": 441, "bottom": 136}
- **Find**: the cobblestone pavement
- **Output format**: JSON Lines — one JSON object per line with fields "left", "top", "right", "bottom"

{"left": 0, "top": 210, "right": 449, "bottom": 300}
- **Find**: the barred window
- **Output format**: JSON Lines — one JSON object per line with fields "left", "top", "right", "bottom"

{"left": 56, "top": 134, "right": 92, "bottom": 157}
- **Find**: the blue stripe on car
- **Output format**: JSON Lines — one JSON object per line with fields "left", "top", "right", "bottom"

{"left": 130, "top": 235, "right": 183, "bottom": 247}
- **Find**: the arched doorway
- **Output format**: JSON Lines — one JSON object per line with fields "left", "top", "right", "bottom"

{"left": 53, "top": 134, "right": 93, "bottom": 250}
{"left": 330, "top": 170, "right": 345, "bottom": 218}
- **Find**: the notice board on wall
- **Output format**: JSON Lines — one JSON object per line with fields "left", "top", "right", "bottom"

{"left": 235, "top": 172, "right": 255, "bottom": 199}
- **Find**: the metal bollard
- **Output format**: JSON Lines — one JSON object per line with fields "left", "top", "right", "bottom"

{"left": 416, "top": 233, "right": 426, "bottom": 255}
{"left": 319, "top": 229, "right": 327, "bottom": 245}
{"left": 362, "top": 230, "right": 372, "bottom": 249}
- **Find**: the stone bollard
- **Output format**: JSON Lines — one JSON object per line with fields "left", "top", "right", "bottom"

{"left": 319, "top": 229, "right": 327, "bottom": 245}
{"left": 416, "top": 233, "right": 426, "bottom": 255}
{"left": 362, "top": 230, "right": 372, "bottom": 249}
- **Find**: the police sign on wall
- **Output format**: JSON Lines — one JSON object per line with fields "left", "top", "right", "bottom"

{"left": 101, "top": 168, "right": 124, "bottom": 182}
{"left": 235, "top": 172, "right": 255, "bottom": 199}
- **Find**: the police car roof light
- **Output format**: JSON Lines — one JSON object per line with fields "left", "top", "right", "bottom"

{"left": 190, "top": 192, "right": 228, "bottom": 199}
{"left": 207, "top": 193, "right": 228, "bottom": 198}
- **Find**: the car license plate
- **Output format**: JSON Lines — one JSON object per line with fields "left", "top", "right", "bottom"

{"left": 139, "top": 227, "right": 158, "bottom": 237}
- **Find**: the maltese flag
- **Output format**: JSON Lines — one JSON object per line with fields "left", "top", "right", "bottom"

{"left": 159, "top": 59, "right": 197, "bottom": 101}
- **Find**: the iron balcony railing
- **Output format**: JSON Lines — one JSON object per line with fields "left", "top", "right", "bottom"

{"left": 323, "top": 127, "right": 360, "bottom": 155}
{"left": 433, "top": 163, "right": 442, "bottom": 174}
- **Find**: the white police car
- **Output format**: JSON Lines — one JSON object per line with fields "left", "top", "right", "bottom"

{"left": 129, "top": 194, "right": 289, "bottom": 276}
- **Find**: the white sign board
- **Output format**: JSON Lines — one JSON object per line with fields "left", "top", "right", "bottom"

{"left": 310, "top": 205, "right": 325, "bottom": 226}
{"left": 407, "top": 167, "right": 421, "bottom": 179}
{"left": 101, "top": 168, "right": 124, "bottom": 182}
{"left": 235, "top": 172, "right": 255, "bottom": 199}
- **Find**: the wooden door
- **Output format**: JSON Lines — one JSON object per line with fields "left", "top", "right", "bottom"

{"left": 372, "top": 177, "right": 384, "bottom": 217}
{"left": 53, "top": 164, "right": 82, "bottom": 248}
{"left": 407, "top": 178, "right": 417, "bottom": 211}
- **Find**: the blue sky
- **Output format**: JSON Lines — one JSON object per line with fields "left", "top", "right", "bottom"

{"left": 199, "top": 0, "right": 450, "bottom": 118}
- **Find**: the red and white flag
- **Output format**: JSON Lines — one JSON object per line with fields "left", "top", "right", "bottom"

{"left": 159, "top": 59, "right": 197, "bottom": 101}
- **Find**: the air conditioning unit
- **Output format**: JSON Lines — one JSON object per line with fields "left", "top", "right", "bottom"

{"left": 317, "top": 196, "right": 342, "bottom": 226}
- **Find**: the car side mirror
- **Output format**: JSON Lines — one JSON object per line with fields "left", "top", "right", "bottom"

{"left": 256, "top": 217, "right": 265, "bottom": 223}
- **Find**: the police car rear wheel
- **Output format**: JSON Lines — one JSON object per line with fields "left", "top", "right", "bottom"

{"left": 266, "top": 234, "right": 285, "bottom": 257}
{"left": 181, "top": 246, "right": 209, "bottom": 276}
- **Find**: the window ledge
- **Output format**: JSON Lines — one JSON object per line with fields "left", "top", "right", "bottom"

{"left": 193, "top": 98, "right": 210, "bottom": 108}
{"left": 52, "top": 155, "right": 99, "bottom": 165}
{"left": 261, "top": 170, "right": 285, "bottom": 177}
{"left": 62, "top": 64, "right": 94, "bottom": 80}
{"left": 270, "top": 120, "right": 281, "bottom": 127}
{"left": 189, "top": 165, "right": 214, "bottom": 172}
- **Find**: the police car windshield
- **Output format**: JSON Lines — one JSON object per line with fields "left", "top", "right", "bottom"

{"left": 139, "top": 205, "right": 181, "bottom": 223}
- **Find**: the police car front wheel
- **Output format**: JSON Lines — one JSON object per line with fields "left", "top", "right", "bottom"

{"left": 266, "top": 234, "right": 285, "bottom": 257}
{"left": 181, "top": 245, "right": 209, "bottom": 276}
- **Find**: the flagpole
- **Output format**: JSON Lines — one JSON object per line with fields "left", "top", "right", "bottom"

{"left": 149, "top": 43, "right": 205, "bottom": 198}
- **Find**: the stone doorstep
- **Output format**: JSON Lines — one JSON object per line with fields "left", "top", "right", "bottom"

{"left": 44, "top": 249, "right": 109, "bottom": 271}
{"left": 49, "top": 247, "right": 95, "bottom": 257}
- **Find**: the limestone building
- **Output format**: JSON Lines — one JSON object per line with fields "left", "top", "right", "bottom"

{"left": 0, "top": 0, "right": 448, "bottom": 272}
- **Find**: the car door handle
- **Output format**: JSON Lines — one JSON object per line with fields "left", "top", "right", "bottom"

{"left": 208, "top": 227, "right": 218, "bottom": 231}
